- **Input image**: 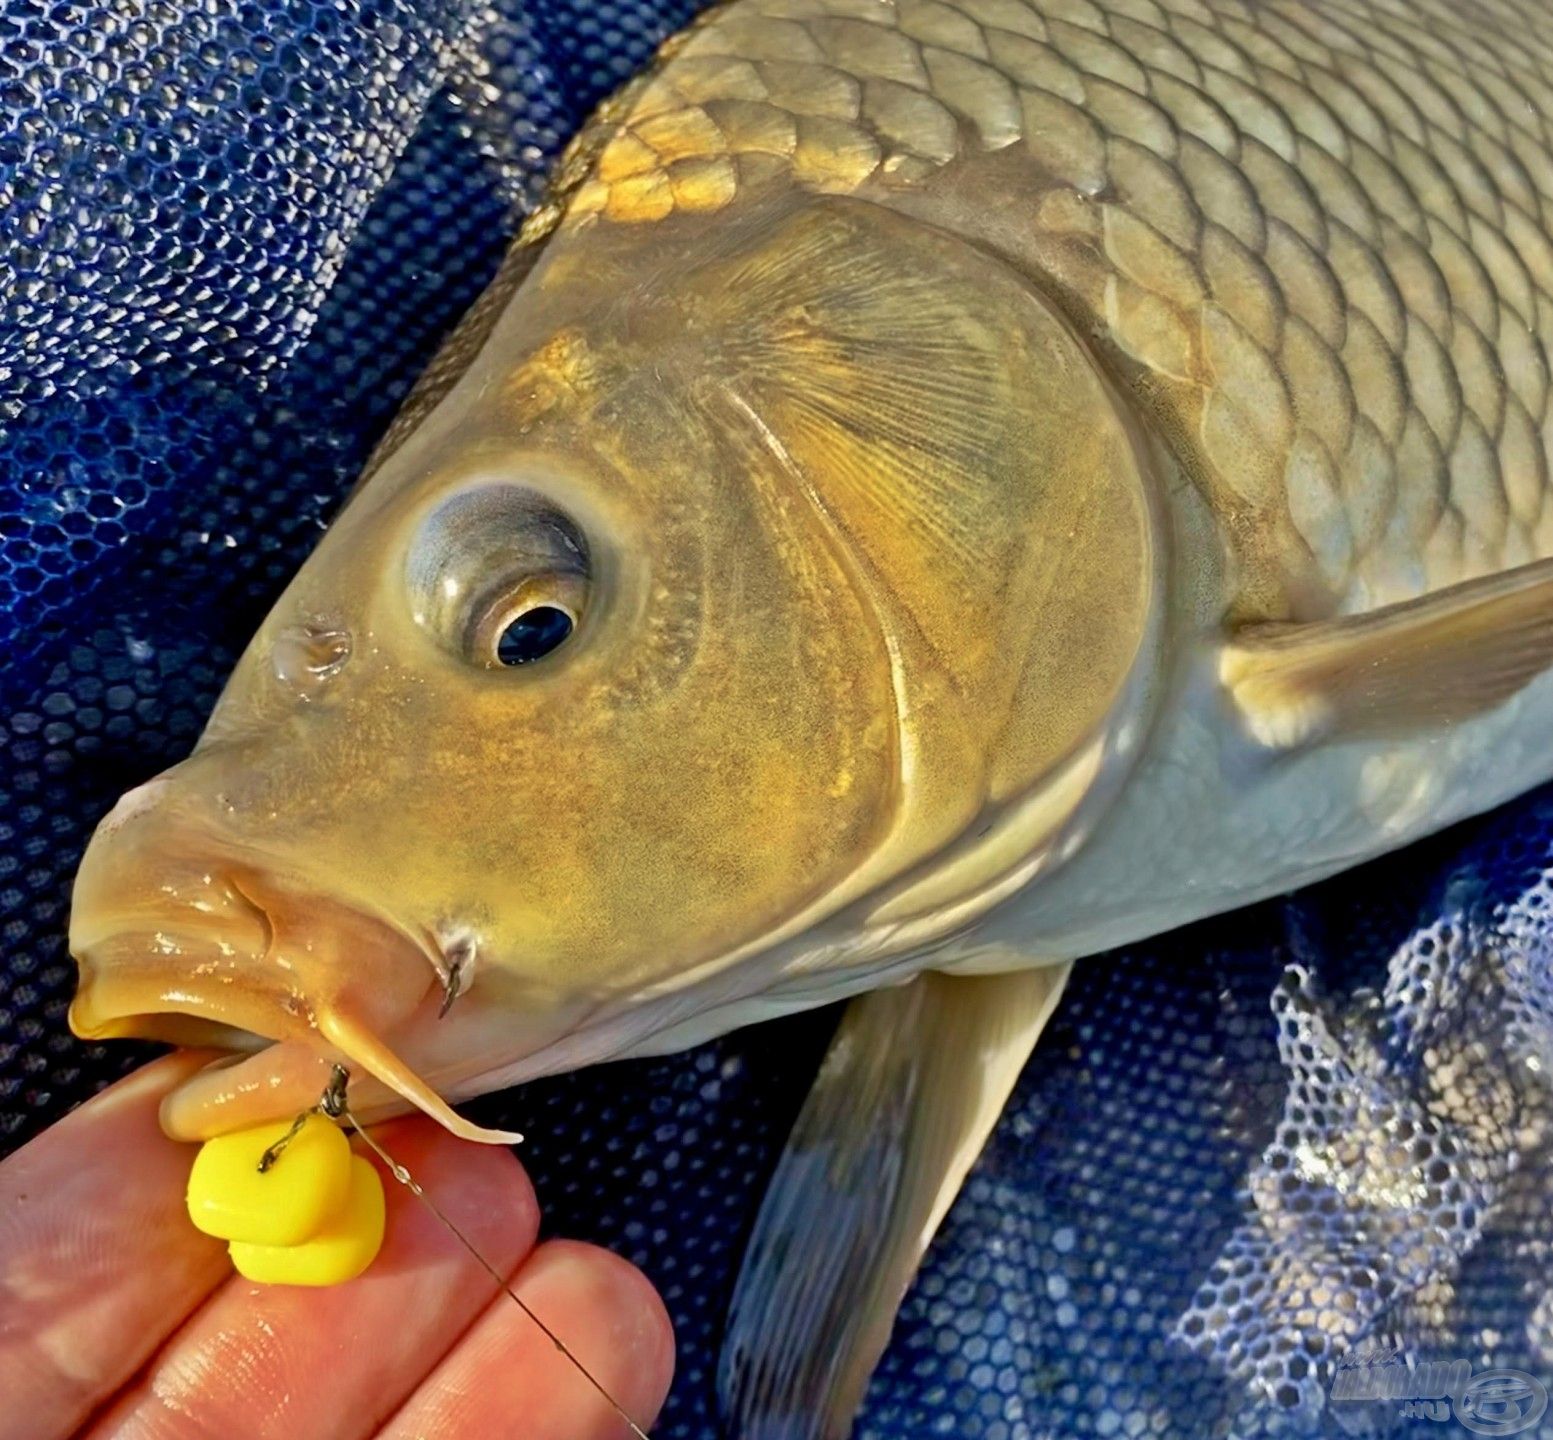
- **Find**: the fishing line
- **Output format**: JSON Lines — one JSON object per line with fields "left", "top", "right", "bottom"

{"left": 315, "top": 1068, "right": 652, "bottom": 1440}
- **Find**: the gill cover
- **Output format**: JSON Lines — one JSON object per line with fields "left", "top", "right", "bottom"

{"left": 661, "top": 194, "right": 1162, "bottom": 961}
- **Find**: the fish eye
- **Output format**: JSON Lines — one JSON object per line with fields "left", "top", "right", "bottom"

{"left": 406, "top": 485, "right": 591, "bottom": 671}
{"left": 468, "top": 578, "right": 584, "bottom": 669}
{"left": 496, "top": 605, "right": 574, "bottom": 666}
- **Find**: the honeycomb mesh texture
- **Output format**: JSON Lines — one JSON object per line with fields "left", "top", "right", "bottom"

{"left": 3, "top": 3, "right": 1552, "bottom": 1437}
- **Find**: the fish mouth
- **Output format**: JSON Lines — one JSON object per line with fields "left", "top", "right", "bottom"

{"left": 69, "top": 869, "right": 521, "bottom": 1146}
{"left": 70, "top": 927, "right": 358, "bottom": 1138}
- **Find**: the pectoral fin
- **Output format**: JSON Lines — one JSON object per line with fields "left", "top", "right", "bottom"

{"left": 719, "top": 963, "right": 1071, "bottom": 1440}
{"left": 1221, "top": 557, "right": 1553, "bottom": 749}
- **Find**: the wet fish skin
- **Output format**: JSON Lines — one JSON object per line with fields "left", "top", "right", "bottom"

{"left": 552, "top": 0, "right": 1553, "bottom": 626}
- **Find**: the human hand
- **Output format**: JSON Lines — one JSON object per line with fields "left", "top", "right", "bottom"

{"left": 0, "top": 1052, "right": 673, "bottom": 1439}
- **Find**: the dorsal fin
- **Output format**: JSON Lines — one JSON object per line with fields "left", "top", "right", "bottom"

{"left": 1220, "top": 557, "right": 1553, "bottom": 750}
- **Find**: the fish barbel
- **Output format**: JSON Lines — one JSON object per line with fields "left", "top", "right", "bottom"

{"left": 68, "top": 0, "right": 1553, "bottom": 1434}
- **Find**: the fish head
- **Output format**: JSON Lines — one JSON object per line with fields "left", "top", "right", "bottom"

{"left": 69, "top": 195, "right": 1164, "bottom": 1140}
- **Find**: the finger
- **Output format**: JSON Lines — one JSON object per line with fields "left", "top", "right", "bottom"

{"left": 84, "top": 1118, "right": 540, "bottom": 1440}
{"left": 0, "top": 1053, "right": 231, "bottom": 1440}
{"left": 380, "top": 1239, "right": 675, "bottom": 1440}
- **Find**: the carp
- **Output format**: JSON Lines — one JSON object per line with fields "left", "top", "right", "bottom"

{"left": 69, "top": 0, "right": 1553, "bottom": 1434}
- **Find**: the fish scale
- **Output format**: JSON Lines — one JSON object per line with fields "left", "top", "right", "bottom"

{"left": 543, "top": 0, "right": 1553, "bottom": 624}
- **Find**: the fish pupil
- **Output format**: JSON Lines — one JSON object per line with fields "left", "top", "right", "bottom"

{"left": 496, "top": 606, "right": 573, "bottom": 665}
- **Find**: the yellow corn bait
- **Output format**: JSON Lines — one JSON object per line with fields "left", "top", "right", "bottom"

{"left": 185, "top": 1113, "right": 386, "bottom": 1284}
{"left": 228, "top": 1155, "right": 386, "bottom": 1286}
{"left": 186, "top": 1114, "right": 351, "bottom": 1245}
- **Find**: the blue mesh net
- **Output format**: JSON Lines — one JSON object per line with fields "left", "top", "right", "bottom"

{"left": 3, "top": 4, "right": 1552, "bottom": 1438}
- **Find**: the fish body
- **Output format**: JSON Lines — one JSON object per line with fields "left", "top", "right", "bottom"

{"left": 67, "top": 0, "right": 1553, "bottom": 1435}
{"left": 575, "top": 0, "right": 1553, "bottom": 975}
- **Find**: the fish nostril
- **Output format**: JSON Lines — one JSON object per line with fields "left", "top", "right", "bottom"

{"left": 271, "top": 622, "right": 352, "bottom": 699}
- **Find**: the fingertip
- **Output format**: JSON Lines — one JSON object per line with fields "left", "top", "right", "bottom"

{"left": 379, "top": 1236, "right": 676, "bottom": 1440}
{"left": 522, "top": 1240, "right": 677, "bottom": 1422}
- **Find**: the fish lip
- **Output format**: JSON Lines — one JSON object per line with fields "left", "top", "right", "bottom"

{"left": 69, "top": 853, "right": 431, "bottom": 1055}
{"left": 69, "top": 921, "right": 423, "bottom": 1141}
{"left": 68, "top": 921, "right": 284, "bottom": 1040}
{"left": 67, "top": 865, "right": 522, "bottom": 1140}
{"left": 158, "top": 1041, "right": 357, "bottom": 1141}
{"left": 70, "top": 810, "right": 527, "bottom": 1142}
{"left": 70, "top": 846, "right": 446, "bottom": 1019}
